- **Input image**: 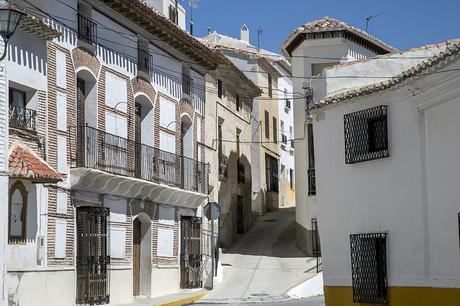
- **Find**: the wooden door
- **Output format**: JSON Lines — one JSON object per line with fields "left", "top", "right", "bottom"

{"left": 132, "top": 218, "right": 141, "bottom": 296}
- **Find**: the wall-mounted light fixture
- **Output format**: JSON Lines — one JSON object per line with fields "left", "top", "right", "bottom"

{"left": 0, "top": 2, "right": 25, "bottom": 61}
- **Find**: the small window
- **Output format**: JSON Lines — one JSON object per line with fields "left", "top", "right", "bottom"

{"left": 268, "top": 74, "right": 272, "bottom": 98}
{"left": 217, "top": 79, "right": 223, "bottom": 99}
{"left": 350, "top": 233, "right": 388, "bottom": 304}
{"left": 8, "top": 181, "right": 28, "bottom": 243}
{"left": 236, "top": 94, "right": 241, "bottom": 112}
{"left": 344, "top": 105, "right": 389, "bottom": 164}
{"left": 264, "top": 111, "right": 269, "bottom": 139}
{"left": 272, "top": 117, "right": 277, "bottom": 144}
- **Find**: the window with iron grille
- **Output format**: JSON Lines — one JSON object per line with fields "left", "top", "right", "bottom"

{"left": 350, "top": 233, "right": 388, "bottom": 304}
{"left": 344, "top": 105, "right": 389, "bottom": 164}
{"left": 264, "top": 111, "right": 269, "bottom": 139}
{"left": 273, "top": 117, "right": 277, "bottom": 144}
{"left": 218, "top": 79, "right": 223, "bottom": 99}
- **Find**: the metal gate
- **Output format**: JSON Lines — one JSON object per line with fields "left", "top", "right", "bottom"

{"left": 76, "top": 207, "right": 110, "bottom": 305}
{"left": 180, "top": 216, "right": 202, "bottom": 289}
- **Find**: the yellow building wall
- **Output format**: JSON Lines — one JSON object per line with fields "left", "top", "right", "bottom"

{"left": 324, "top": 286, "right": 460, "bottom": 306}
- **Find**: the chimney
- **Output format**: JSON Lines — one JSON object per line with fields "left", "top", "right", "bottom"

{"left": 240, "top": 24, "right": 249, "bottom": 43}
{"left": 207, "top": 27, "right": 212, "bottom": 35}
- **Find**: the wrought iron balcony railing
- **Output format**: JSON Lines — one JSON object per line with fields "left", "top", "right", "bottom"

{"left": 307, "top": 168, "right": 316, "bottom": 196}
{"left": 77, "top": 14, "right": 97, "bottom": 45}
{"left": 9, "top": 106, "right": 36, "bottom": 131}
{"left": 75, "top": 126, "right": 208, "bottom": 194}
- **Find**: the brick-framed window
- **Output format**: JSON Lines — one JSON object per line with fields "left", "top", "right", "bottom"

{"left": 350, "top": 233, "right": 388, "bottom": 304}
{"left": 344, "top": 105, "right": 389, "bottom": 164}
{"left": 264, "top": 110, "right": 269, "bottom": 139}
{"left": 8, "top": 180, "right": 28, "bottom": 244}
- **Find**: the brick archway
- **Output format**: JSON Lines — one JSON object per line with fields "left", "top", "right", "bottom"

{"left": 72, "top": 48, "right": 101, "bottom": 77}
{"left": 132, "top": 78, "right": 156, "bottom": 107}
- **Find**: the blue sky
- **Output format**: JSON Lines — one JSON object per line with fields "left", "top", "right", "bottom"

{"left": 185, "top": 0, "right": 460, "bottom": 53}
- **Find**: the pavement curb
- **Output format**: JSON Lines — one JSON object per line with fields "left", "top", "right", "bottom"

{"left": 155, "top": 292, "right": 208, "bottom": 306}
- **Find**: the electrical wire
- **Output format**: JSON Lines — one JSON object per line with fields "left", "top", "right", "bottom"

{"left": 21, "top": 0, "right": 457, "bottom": 83}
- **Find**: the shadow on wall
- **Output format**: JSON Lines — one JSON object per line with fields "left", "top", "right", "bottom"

{"left": 222, "top": 207, "right": 307, "bottom": 258}
{"left": 217, "top": 151, "right": 254, "bottom": 249}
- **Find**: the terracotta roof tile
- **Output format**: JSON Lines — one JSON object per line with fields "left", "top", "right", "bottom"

{"left": 9, "top": 142, "right": 63, "bottom": 183}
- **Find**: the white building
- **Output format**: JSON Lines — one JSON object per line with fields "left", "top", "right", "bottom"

{"left": 144, "top": 0, "right": 186, "bottom": 31}
{"left": 281, "top": 17, "right": 396, "bottom": 255}
{"left": 5, "top": 0, "right": 224, "bottom": 304}
{"left": 202, "top": 26, "right": 287, "bottom": 215}
{"left": 274, "top": 60, "right": 295, "bottom": 208}
{"left": 309, "top": 39, "right": 460, "bottom": 306}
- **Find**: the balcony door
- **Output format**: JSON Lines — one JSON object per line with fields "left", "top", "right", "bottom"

{"left": 181, "top": 115, "right": 193, "bottom": 190}
{"left": 76, "top": 78, "right": 86, "bottom": 167}
{"left": 135, "top": 102, "right": 142, "bottom": 178}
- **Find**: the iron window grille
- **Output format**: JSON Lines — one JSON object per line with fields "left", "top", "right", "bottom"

{"left": 344, "top": 105, "right": 389, "bottom": 164}
{"left": 264, "top": 111, "right": 270, "bottom": 139}
{"left": 272, "top": 117, "right": 277, "bottom": 144}
{"left": 350, "top": 233, "right": 388, "bottom": 304}
{"left": 77, "top": 14, "right": 97, "bottom": 45}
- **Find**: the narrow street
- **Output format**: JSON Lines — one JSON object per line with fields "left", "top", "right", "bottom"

{"left": 194, "top": 207, "right": 321, "bottom": 305}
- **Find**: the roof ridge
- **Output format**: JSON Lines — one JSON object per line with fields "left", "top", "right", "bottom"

{"left": 314, "top": 41, "right": 460, "bottom": 108}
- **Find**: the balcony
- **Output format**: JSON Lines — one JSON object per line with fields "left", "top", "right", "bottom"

{"left": 75, "top": 126, "right": 208, "bottom": 195}
{"left": 9, "top": 106, "right": 36, "bottom": 131}
{"left": 308, "top": 168, "right": 316, "bottom": 196}
{"left": 77, "top": 14, "right": 97, "bottom": 45}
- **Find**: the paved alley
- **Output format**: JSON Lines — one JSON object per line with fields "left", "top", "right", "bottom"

{"left": 197, "top": 207, "right": 320, "bottom": 304}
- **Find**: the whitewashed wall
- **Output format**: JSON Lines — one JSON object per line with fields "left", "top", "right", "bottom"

{"left": 314, "top": 60, "right": 460, "bottom": 289}
{"left": 0, "top": 37, "right": 7, "bottom": 306}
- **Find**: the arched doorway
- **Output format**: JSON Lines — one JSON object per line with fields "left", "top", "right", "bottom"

{"left": 180, "top": 115, "right": 193, "bottom": 190}
{"left": 76, "top": 68, "right": 98, "bottom": 167}
{"left": 134, "top": 94, "right": 154, "bottom": 179}
{"left": 132, "top": 212, "right": 152, "bottom": 297}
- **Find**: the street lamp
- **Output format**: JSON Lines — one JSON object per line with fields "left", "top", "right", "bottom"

{"left": 0, "top": 2, "right": 25, "bottom": 61}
